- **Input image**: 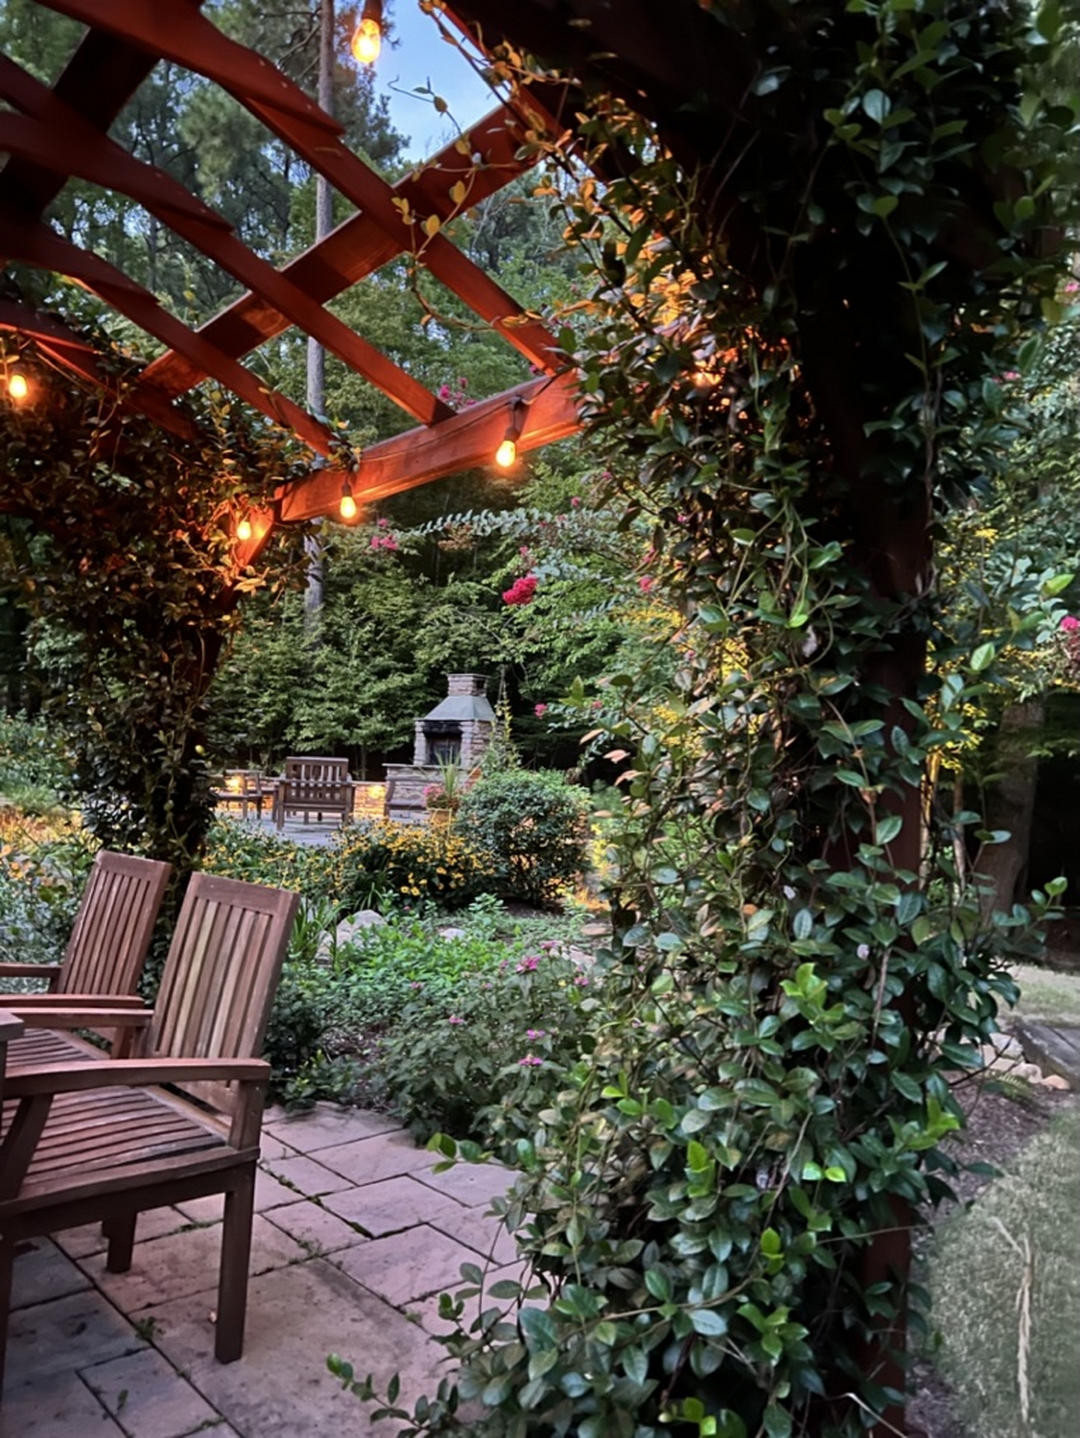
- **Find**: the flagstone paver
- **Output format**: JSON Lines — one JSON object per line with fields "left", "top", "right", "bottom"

{"left": 3, "top": 1108, "right": 521, "bottom": 1437}
{"left": 82, "top": 1348, "right": 220, "bottom": 1438}
{"left": 0, "top": 1370, "right": 122, "bottom": 1436}
{"left": 260, "top": 1152, "right": 355, "bottom": 1197}
{"left": 321, "top": 1171, "right": 470, "bottom": 1237}
{"left": 335, "top": 1223, "right": 481, "bottom": 1307}
{"left": 10, "top": 1238, "right": 91, "bottom": 1309}
{"left": 261, "top": 1199, "right": 369, "bottom": 1256}
{"left": 313, "top": 1128, "right": 438, "bottom": 1186}
{"left": 76, "top": 1217, "right": 309, "bottom": 1313}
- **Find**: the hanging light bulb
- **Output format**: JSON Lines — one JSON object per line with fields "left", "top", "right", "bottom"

{"left": 350, "top": 0, "right": 383, "bottom": 64}
{"left": 495, "top": 398, "right": 526, "bottom": 469}
{"left": 6, "top": 371, "right": 29, "bottom": 403}
{"left": 339, "top": 477, "right": 358, "bottom": 521}
{"left": 235, "top": 515, "right": 253, "bottom": 543}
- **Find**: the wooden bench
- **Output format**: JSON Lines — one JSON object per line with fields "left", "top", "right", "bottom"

{"left": 272, "top": 756, "right": 353, "bottom": 828}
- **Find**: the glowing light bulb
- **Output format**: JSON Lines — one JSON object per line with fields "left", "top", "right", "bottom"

{"left": 7, "top": 371, "right": 29, "bottom": 402}
{"left": 350, "top": 14, "right": 381, "bottom": 64}
{"left": 236, "top": 516, "right": 253, "bottom": 543}
{"left": 495, "top": 437, "right": 517, "bottom": 468}
{"left": 339, "top": 481, "right": 358, "bottom": 521}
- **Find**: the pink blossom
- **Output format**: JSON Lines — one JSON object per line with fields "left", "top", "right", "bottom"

{"left": 378, "top": 517, "right": 389, "bottom": 527}
{"left": 534, "top": 703, "right": 548, "bottom": 717}
{"left": 525, "top": 1029, "right": 547, "bottom": 1040}
{"left": 518, "top": 1054, "right": 543, "bottom": 1066}
{"left": 448, "top": 1014, "right": 465, "bottom": 1025}
{"left": 519, "top": 545, "right": 531, "bottom": 559}
{"left": 503, "top": 575, "right": 538, "bottom": 606}
{"left": 571, "top": 496, "right": 581, "bottom": 507}
{"left": 1060, "top": 615, "right": 1080, "bottom": 632}
{"left": 573, "top": 973, "right": 589, "bottom": 987}
{"left": 515, "top": 955, "right": 540, "bottom": 973}
{"left": 638, "top": 576, "right": 655, "bottom": 594}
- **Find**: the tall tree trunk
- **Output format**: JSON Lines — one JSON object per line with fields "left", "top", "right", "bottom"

{"left": 303, "top": 0, "right": 335, "bottom": 633}
{"left": 976, "top": 699, "right": 1044, "bottom": 920}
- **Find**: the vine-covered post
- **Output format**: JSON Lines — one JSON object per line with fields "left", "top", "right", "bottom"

{"left": 357, "top": 4, "right": 1074, "bottom": 1436}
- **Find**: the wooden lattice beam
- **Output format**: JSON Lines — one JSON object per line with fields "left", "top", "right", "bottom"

{"left": 36, "top": 0, "right": 562, "bottom": 373}
{"left": 0, "top": 64, "right": 452, "bottom": 426}
{"left": 277, "top": 369, "right": 580, "bottom": 521}
{"left": 144, "top": 100, "right": 555, "bottom": 399}
{"left": 0, "top": 213, "right": 338, "bottom": 455}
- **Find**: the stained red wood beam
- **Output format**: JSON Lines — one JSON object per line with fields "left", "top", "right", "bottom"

{"left": 0, "top": 214, "right": 336, "bottom": 456}
{"left": 277, "top": 369, "right": 581, "bottom": 521}
{"left": 0, "top": 69, "right": 451, "bottom": 426}
{"left": 38, "top": 0, "right": 561, "bottom": 373}
{"left": 0, "top": 10, "right": 189, "bottom": 220}
{"left": 0, "top": 299, "right": 198, "bottom": 439}
{"left": 144, "top": 101, "right": 553, "bottom": 399}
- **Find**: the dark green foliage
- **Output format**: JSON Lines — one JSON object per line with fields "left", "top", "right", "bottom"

{"left": 375, "top": 943, "right": 597, "bottom": 1143}
{"left": 455, "top": 770, "right": 591, "bottom": 907}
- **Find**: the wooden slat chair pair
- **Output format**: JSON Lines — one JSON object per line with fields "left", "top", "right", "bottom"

{"left": 0, "top": 859, "right": 300, "bottom": 1395}
{"left": 272, "top": 755, "right": 353, "bottom": 828}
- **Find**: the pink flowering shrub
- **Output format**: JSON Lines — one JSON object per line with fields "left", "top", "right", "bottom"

{"left": 374, "top": 941, "right": 598, "bottom": 1145}
{"left": 1058, "top": 614, "right": 1080, "bottom": 680}
{"left": 502, "top": 574, "right": 538, "bottom": 605}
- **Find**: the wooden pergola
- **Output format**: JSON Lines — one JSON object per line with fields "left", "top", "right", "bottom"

{"left": 0, "top": 0, "right": 584, "bottom": 556}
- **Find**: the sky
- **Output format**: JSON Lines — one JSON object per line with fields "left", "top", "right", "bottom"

{"left": 372, "top": 3, "right": 500, "bottom": 162}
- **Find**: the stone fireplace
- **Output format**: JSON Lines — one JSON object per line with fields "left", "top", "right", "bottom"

{"left": 384, "top": 674, "right": 494, "bottom": 824}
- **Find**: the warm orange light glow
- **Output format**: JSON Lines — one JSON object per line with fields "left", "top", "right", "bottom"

{"left": 236, "top": 517, "right": 253, "bottom": 542}
{"left": 496, "top": 397, "right": 526, "bottom": 468}
{"left": 7, "top": 371, "right": 29, "bottom": 402}
{"left": 350, "top": 5, "right": 382, "bottom": 65}
{"left": 339, "top": 480, "right": 358, "bottom": 521}
{"left": 495, "top": 438, "right": 518, "bottom": 468}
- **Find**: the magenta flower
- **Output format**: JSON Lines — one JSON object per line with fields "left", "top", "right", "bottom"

{"left": 503, "top": 575, "right": 538, "bottom": 606}
{"left": 518, "top": 1054, "right": 543, "bottom": 1067}
{"left": 573, "top": 973, "right": 589, "bottom": 987}
{"left": 516, "top": 955, "right": 540, "bottom": 973}
{"left": 525, "top": 1029, "right": 547, "bottom": 1040}
{"left": 571, "top": 496, "right": 581, "bottom": 507}
{"left": 448, "top": 1014, "right": 465, "bottom": 1025}
{"left": 534, "top": 702, "right": 548, "bottom": 717}
{"left": 638, "top": 576, "right": 655, "bottom": 593}
{"left": 1060, "top": 615, "right": 1079, "bottom": 632}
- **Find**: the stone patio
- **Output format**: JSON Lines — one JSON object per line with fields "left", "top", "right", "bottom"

{"left": 4, "top": 1104, "right": 522, "bottom": 1436}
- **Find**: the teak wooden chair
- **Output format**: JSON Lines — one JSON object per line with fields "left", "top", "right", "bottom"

{"left": 273, "top": 756, "right": 353, "bottom": 828}
{"left": 0, "top": 849, "right": 171, "bottom": 1067}
{"left": 0, "top": 849, "right": 171, "bottom": 1004}
{"left": 0, "top": 873, "right": 299, "bottom": 1395}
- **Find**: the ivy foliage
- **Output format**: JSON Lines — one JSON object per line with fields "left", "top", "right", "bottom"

{"left": 0, "top": 317, "right": 304, "bottom": 868}
{"left": 339, "top": 3, "right": 1076, "bottom": 1436}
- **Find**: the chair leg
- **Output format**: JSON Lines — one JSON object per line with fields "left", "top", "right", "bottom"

{"left": 0, "top": 1239, "right": 13, "bottom": 1397}
{"left": 104, "top": 1213, "right": 137, "bottom": 1273}
{"left": 215, "top": 1166, "right": 256, "bottom": 1363}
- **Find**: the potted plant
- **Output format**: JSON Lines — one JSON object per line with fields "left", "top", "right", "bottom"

{"left": 424, "top": 758, "right": 464, "bottom": 825}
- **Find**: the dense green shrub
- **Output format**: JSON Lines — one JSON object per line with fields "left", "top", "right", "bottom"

{"left": 202, "top": 816, "right": 332, "bottom": 894}
{"left": 323, "top": 820, "right": 491, "bottom": 913}
{"left": 0, "top": 831, "right": 95, "bottom": 971}
{"left": 374, "top": 942, "right": 598, "bottom": 1143}
{"left": 262, "top": 910, "right": 566, "bottom": 1107}
{"left": 455, "top": 769, "right": 591, "bottom": 907}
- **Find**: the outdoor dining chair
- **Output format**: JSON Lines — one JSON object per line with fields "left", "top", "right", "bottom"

{"left": 0, "top": 873, "right": 300, "bottom": 1394}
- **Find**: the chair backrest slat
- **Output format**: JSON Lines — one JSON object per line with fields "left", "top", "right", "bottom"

{"left": 148, "top": 874, "right": 299, "bottom": 1116}
{"left": 59, "top": 851, "right": 172, "bottom": 998}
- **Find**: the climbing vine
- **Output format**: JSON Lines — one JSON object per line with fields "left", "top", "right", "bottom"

{"left": 333, "top": 3, "right": 1074, "bottom": 1436}
{"left": 0, "top": 314, "right": 305, "bottom": 870}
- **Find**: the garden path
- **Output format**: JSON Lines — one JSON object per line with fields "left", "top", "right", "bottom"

{"left": 5, "top": 1103, "right": 517, "bottom": 1437}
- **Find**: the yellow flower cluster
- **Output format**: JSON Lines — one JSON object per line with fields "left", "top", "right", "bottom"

{"left": 330, "top": 821, "right": 492, "bottom": 903}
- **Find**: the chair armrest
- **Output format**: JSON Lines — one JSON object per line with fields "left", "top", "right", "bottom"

{"left": 0, "top": 962, "right": 61, "bottom": 981}
{"left": 7, "top": 992, "right": 147, "bottom": 1008}
{"left": 6, "top": 1057, "right": 271, "bottom": 1098}
{"left": 13, "top": 1006, "right": 153, "bottom": 1029}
